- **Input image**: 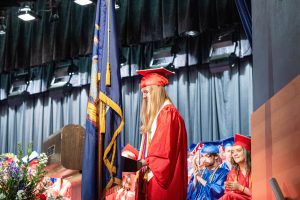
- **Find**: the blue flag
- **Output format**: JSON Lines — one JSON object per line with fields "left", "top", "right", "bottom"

{"left": 82, "top": 0, "right": 124, "bottom": 199}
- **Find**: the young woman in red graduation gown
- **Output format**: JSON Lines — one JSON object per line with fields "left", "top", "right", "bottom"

{"left": 135, "top": 68, "right": 188, "bottom": 200}
{"left": 219, "top": 134, "right": 252, "bottom": 200}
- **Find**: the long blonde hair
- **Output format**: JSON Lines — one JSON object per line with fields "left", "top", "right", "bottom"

{"left": 140, "top": 85, "right": 171, "bottom": 133}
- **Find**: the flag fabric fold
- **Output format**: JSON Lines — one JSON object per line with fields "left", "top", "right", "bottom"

{"left": 82, "top": 0, "right": 124, "bottom": 199}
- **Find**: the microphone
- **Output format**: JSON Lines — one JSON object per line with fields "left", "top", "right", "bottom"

{"left": 269, "top": 177, "right": 285, "bottom": 200}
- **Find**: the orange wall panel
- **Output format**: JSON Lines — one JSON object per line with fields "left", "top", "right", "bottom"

{"left": 251, "top": 75, "right": 300, "bottom": 200}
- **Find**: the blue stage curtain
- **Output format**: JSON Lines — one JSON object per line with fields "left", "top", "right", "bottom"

{"left": 235, "top": 0, "right": 252, "bottom": 47}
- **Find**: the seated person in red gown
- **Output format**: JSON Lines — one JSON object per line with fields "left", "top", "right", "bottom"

{"left": 106, "top": 144, "right": 139, "bottom": 200}
{"left": 219, "top": 134, "right": 252, "bottom": 200}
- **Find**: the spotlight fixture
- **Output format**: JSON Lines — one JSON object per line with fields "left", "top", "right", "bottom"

{"left": 74, "top": 0, "right": 93, "bottom": 6}
{"left": 208, "top": 28, "right": 238, "bottom": 73}
{"left": 115, "top": 0, "right": 120, "bottom": 9}
{"left": 49, "top": 64, "right": 70, "bottom": 89}
{"left": 0, "top": 18, "right": 6, "bottom": 35}
{"left": 0, "top": 10, "right": 6, "bottom": 35}
{"left": 150, "top": 47, "right": 173, "bottom": 69}
{"left": 49, "top": 60, "right": 78, "bottom": 90}
{"left": 183, "top": 30, "right": 200, "bottom": 37}
{"left": 149, "top": 43, "right": 187, "bottom": 69}
{"left": 17, "top": 5, "right": 38, "bottom": 21}
{"left": 8, "top": 70, "right": 30, "bottom": 97}
{"left": 48, "top": 61, "right": 78, "bottom": 99}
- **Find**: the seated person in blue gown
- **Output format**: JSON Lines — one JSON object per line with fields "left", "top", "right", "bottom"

{"left": 220, "top": 137, "right": 234, "bottom": 171}
{"left": 187, "top": 141, "right": 228, "bottom": 200}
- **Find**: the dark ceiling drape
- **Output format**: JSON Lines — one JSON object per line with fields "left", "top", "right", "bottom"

{"left": 118, "top": 0, "right": 240, "bottom": 45}
{"left": 0, "top": 0, "right": 95, "bottom": 72}
{"left": 0, "top": 0, "right": 241, "bottom": 73}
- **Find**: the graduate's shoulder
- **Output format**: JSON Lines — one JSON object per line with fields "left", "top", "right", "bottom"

{"left": 217, "top": 166, "right": 230, "bottom": 175}
{"left": 161, "top": 104, "right": 182, "bottom": 118}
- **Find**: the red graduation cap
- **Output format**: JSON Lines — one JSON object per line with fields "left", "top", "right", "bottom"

{"left": 234, "top": 133, "right": 251, "bottom": 151}
{"left": 122, "top": 144, "right": 139, "bottom": 160}
{"left": 136, "top": 67, "right": 175, "bottom": 88}
{"left": 192, "top": 143, "right": 203, "bottom": 155}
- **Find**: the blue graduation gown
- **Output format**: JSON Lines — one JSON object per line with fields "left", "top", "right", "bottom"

{"left": 220, "top": 162, "right": 231, "bottom": 171}
{"left": 187, "top": 167, "right": 228, "bottom": 200}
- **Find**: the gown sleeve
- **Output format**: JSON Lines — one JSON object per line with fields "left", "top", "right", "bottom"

{"left": 187, "top": 174, "right": 198, "bottom": 200}
{"left": 145, "top": 107, "right": 184, "bottom": 189}
{"left": 205, "top": 169, "right": 228, "bottom": 199}
{"left": 224, "top": 169, "right": 236, "bottom": 193}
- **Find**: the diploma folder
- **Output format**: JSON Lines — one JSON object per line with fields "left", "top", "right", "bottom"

{"left": 121, "top": 156, "right": 143, "bottom": 172}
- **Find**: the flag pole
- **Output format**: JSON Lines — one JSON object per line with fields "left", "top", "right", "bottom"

{"left": 98, "top": 131, "right": 103, "bottom": 200}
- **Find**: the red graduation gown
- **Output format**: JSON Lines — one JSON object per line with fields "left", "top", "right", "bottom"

{"left": 140, "top": 104, "right": 188, "bottom": 200}
{"left": 219, "top": 169, "right": 251, "bottom": 200}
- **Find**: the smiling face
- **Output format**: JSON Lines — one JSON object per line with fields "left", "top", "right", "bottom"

{"left": 231, "top": 145, "right": 245, "bottom": 164}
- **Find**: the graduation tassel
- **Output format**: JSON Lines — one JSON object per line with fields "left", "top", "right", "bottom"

{"left": 99, "top": 101, "right": 106, "bottom": 134}
{"left": 106, "top": 62, "right": 111, "bottom": 86}
{"left": 106, "top": 0, "right": 111, "bottom": 87}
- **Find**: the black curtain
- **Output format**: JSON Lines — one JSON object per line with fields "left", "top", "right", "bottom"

{"left": 119, "top": 0, "right": 240, "bottom": 45}
{"left": 0, "top": 0, "right": 241, "bottom": 73}
{"left": 0, "top": 0, "right": 95, "bottom": 73}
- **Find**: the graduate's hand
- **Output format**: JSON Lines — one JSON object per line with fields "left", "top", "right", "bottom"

{"left": 196, "top": 175, "right": 207, "bottom": 186}
{"left": 225, "top": 181, "right": 242, "bottom": 191}
{"left": 139, "top": 159, "right": 147, "bottom": 167}
{"left": 193, "top": 173, "right": 197, "bottom": 187}
{"left": 193, "top": 169, "right": 199, "bottom": 177}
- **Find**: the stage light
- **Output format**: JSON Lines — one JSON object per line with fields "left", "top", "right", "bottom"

{"left": 149, "top": 47, "right": 174, "bottom": 69}
{"left": 49, "top": 65, "right": 71, "bottom": 89}
{"left": 49, "top": 61, "right": 78, "bottom": 90}
{"left": 115, "top": 0, "right": 120, "bottom": 9}
{"left": 48, "top": 61, "right": 79, "bottom": 99}
{"left": 74, "top": 0, "right": 93, "bottom": 6}
{"left": 0, "top": 22, "right": 6, "bottom": 35}
{"left": 8, "top": 70, "right": 30, "bottom": 97}
{"left": 149, "top": 43, "right": 182, "bottom": 70}
{"left": 17, "top": 5, "right": 38, "bottom": 21}
{"left": 183, "top": 30, "right": 200, "bottom": 37}
{"left": 208, "top": 28, "right": 238, "bottom": 73}
{"left": 0, "top": 10, "right": 6, "bottom": 35}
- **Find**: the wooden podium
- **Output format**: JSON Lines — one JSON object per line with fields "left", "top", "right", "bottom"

{"left": 43, "top": 124, "right": 85, "bottom": 200}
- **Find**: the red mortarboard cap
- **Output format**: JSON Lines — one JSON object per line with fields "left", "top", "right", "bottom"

{"left": 136, "top": 67, "right": 175, "bottom": 88}
{"left": 234, "top": 133, "right": 251, "bottom": 151}
{"left": 121, "top": 144, "right": 139, "bottom": 160}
